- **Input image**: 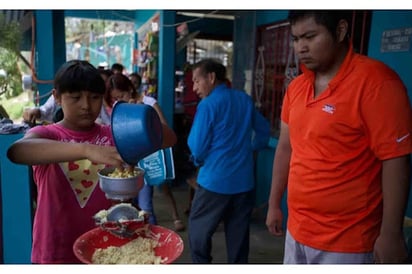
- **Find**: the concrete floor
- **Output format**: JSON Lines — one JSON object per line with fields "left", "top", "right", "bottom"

{"left": 151, "top": 182, "right": 285, "bottom": 264}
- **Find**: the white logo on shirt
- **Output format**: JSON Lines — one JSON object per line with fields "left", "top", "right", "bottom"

{"left": 396, "top": 133, "right": 410, "bottom": 143}
{"left": 322, "top": 104, "right": 335, "bottom": 114}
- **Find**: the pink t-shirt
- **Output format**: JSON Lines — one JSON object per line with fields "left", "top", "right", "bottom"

{"left": 29, "top": 123, "right": 113, "bottom": 263}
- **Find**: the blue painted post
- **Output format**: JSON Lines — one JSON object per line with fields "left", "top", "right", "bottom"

{"left": 133, "top": 10, "right": 158, "bottom": 73}
{"left": 0, "top": 134, "right": 33, "bottom": 263}
{"left": 158, "top": 11, "right": 176, "bottom": 128}
{"left": 34, "top": 10, "right": 54, "bottom": 104}
{"left": 34, "top": 10, "right": 66, "bottom": 105}
{"left": 133, "top": 31, "right": 139, "bottom": 73}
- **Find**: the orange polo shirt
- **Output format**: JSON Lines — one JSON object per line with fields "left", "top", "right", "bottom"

{"left": 282, "top": 45, "right": 412, "bottom": 252}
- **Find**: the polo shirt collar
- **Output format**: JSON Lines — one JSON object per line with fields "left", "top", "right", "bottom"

{"left": 211, "top": 83, "right": 227, "bottom": 93}
{"left": 300, "top": 43, "right": 356, "bottom": 91}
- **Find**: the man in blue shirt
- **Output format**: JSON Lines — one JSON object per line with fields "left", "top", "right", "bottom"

{"left": 187, "top": 58, "right": 270, "bottom": 263}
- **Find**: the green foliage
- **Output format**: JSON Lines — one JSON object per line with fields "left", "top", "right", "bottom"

{"left": 65, "top": 17, "right": 120, "bottom": 39}
{"left": 0, "top": 13, "right": 22, "bottom": 53}
{"left": 0, "top": 13, "right": 23, "bottom": 99}
{"left": 0, "top": 92, "right": 33, "bottom": 122}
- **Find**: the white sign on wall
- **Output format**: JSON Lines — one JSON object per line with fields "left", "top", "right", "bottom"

{"left": 381, "top": 27, "right": 412, "bottom": 53}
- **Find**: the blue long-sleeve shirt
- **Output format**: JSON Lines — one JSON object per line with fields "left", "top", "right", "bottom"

{"left": 188, "top": 84, "right": 270, "bottom": 194}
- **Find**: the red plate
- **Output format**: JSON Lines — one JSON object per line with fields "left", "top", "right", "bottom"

{"left": 73, "top": 225, "right": 184, "bottom": 264}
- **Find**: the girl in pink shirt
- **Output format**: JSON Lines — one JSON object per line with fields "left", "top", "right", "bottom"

{"left": 7, "top": 60, "right": 126, "bottom": 263}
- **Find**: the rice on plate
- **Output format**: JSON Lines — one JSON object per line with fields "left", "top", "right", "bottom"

{"left": 92, "top": 236, "right": 163, "bottom": 264}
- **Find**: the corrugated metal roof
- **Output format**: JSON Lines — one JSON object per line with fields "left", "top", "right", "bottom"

{"left": 0, "top": 10, "right": 25, "bottom": 24}
{"left": 0, "top": 10, "right": 32, "bottom": 33}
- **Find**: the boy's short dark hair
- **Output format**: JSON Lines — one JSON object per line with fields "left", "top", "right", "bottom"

{"left": 193, "top": 58, "right": 226, "bottom": 82}
{"left": 288, "top": 10, "right": 352, "bottom": 41}
{"left": 54, "top": 60, "right": 105, "bottom": 95}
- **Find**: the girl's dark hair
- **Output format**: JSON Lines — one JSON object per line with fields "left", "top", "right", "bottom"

{"left": 111, "top": 63, "right": 124, "bottom": 73}
{"left": 288, "top": 10, "right": 352, "bottom": 41}
{"left": 104, "top": 73, "right": 136, "bottom": 106}
{"left": 129, "top": 72, "right": 142, "bottom": 88}
{"left": 54, "top": 60, "right": 105, "bottom": 95}
{"left": 99, "top": 68, "right": 113, "bottom": 80}
{"left": 193, "top": 58, "right": 226, "bottom": 82}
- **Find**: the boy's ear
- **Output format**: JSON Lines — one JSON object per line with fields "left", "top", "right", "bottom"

{"left": 336, "top": 19, "right": 349, "bottom": 43}
{"left": 52, "top": 89, "right": 61, "bottom": 106}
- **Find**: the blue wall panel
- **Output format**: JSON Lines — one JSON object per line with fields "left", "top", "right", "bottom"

{"left": 256, "top": 10, "right": 288, "bottom": 26}
{"left": 158, "top": 11, "right": 176, "bottom": 128}
{"left": 0, "top": 134, "right": 33, "bottom": 263}
{"left": 368, "top": 11, "right": 412, "bottom": 105}
{"left": 367, "top": 11, "right": 412, "bottom": 218}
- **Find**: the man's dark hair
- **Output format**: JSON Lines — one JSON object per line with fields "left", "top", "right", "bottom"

{"left": 111, "top": 63, "right": 124, "bottom": 73}
{"left": 288, "top": 10, "right": 353, "bottom": 41}
{"left": 54, "top": 60, "right": 105, "bottom": 95}
{"left": 193, "top": 58, "right": 226, "bottom": 82}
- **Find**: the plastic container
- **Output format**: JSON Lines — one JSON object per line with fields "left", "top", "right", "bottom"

{"left": 111, "top": 102, "right": 163, "bottom": 165}
{"left": 73, "top": 225, "right": 184, "bottom": 264}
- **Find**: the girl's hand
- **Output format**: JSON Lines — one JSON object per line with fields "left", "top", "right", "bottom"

{"left": 128, "top": 98, "right": 137, "bottom": 104}
{"left": 84, "top": 144, "right": 125, "bottom": 169}
{"left": 128, "top": 97, "right": 143, "bottom": 104}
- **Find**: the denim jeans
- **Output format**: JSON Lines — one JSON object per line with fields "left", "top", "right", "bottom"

{"left": 135, "top": 183, "right": 157, "bottom": 224}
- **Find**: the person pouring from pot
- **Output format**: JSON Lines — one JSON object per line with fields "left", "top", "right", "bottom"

{"left": 7, "top": 60, "right": 126, "bottom": 263}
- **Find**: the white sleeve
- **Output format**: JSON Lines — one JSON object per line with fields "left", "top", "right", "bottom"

{"left": 142, "top": 95, "right": 157, "bottom": 107}
{"left": 39, "top": 95, "right": 57, "bottom": 122}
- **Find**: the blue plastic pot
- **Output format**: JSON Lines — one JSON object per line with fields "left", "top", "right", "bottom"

{"left": 111, "top": 102, "right": 163, "bottom": 165}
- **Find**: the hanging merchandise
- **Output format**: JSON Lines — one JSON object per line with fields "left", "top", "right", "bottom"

{"left": 147, "top": 84, "right": 156, "bottom": 96}
{"left": 254, "top": 46, "right": 265, "bottom": 108}
{"left": 149, "top": 58, "right": 157, "bottom": 81}
{"left": 283, "top": 41, "right": 299, "bottom": 96}
{"left": 146, "top": 57, "right": 152, "bottom": 79}
{"left": 133, "top": 49, "right": 139, "bottom": 65}
{"left": 137, "top": 13, "right": 159, "bottom": 99}
{"left": 147, "top": 32, "right": 158, "bottom": 54}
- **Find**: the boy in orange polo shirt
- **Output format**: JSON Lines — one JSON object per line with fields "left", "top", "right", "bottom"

{"left": 266, "top": 11, "right": 412, "bottom": 264}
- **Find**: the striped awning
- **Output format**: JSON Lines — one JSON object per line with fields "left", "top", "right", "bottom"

{"left": 1, "top": 10, "right": 25, "bottom": 23}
